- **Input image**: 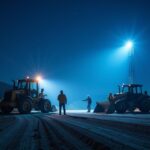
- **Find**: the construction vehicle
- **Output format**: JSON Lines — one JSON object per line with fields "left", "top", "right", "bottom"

{"left": 94, "top": 84, "right": 150, "bottom": 113}
{"left": 0, "top": 78, "right": 53, "bottom": 114}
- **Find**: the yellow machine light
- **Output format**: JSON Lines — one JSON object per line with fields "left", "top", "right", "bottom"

{"left": 36, "top": 75, "right": 42, "bottom": 82}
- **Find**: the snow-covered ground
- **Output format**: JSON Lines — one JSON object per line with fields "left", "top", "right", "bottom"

{"left": 0, "top": 111, "right": 150, "bottom": 150}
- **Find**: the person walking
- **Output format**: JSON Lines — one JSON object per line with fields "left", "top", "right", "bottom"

{"left": 57, "top": 90, "right": 67, "bottom": 115}
{"left": 83, "top": 96, "right": 92, "bottom": 112}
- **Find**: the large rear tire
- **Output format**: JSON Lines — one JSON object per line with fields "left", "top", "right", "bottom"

{"left": 115, "top": 101, "right": 127, "bottom": 113}
{"left": 128, "top": 102, "right": 136, "bottom": 113}
{"left": 40, "top": 99, "right": 51, "bottom": 113}
{"left": 139, "top": 99, "right": 150, "bottom": 113}
{"left": 18, "top": 99, "right": 32, "bottom": 114}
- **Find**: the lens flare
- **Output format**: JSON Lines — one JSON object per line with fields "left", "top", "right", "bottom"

{"left": 124, "top": 40, "right": 133, "bottom": 50}
{"left": 36, "top": 75, "right": 42, "bottom": 82}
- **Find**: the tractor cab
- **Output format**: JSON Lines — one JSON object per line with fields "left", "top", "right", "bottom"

{"left": 114, "top": 84, "right": 150, "bottom": 113}
{"left": 115, "top": 84, "right": 144, "bottom": 103}
{"left": 13, "top": 79, "right": 39, "bottom": 98}
{"left": 121, "top": 84, "right": 143, "bottom": 94}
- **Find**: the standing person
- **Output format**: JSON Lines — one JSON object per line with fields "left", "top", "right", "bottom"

{"left": 144, "top": 91, "right": 148, "bottom": 96}
{"left": 144, "top": 91, "right": 149, "bottom": 98}
{"left": 108, "top": 93, "right": 114, "bottom": 104}
{"left": 83, "top": 96, "right": 92, "bottom": 112}
{"left": 107, "top": 93, "right": 115, "bottom": 114}
{"left": 39, "top": 88, "right": 45, "bottom": 99}
{"left": 57, "top": 90, "right": 67, "bottom": 115}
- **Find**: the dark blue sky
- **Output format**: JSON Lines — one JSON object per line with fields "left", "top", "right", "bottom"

{"left": 0, "top": 0, "right": 150, "bottom": 108}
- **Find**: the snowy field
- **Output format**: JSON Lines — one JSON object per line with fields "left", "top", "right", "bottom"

{"left": 0, "top": 110, "right": 150, "bottom": 150}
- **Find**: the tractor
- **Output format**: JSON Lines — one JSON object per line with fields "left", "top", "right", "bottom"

{"left": 0, "top": 78, "right": 53, "bottom": 114}
{"left": 94, "top": 84, "right": 150, "bottom": 113}
{"left": 112, "top": 84, "right": 150, "bottom": 113}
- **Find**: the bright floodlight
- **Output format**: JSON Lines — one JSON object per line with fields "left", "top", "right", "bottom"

{"left": 125, "top": 40, "right": 133, "bottom": 49}
{"left": 36, "top": 75, "right": 42, "bottom": 82}
{"left": 26, "top": 76, "right": 30, "bottom": 79}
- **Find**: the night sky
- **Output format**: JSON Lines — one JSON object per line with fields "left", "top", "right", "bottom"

{"left": 1, "top": 0, "right": 150, "bottom": 109}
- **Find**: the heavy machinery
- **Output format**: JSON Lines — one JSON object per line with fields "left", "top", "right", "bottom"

{"left": 94, "top": 84, "right": 150, "bottom": 113}
{"left": 113, "top": 84, "right": 150, "bottom": 113}
{"left": 0, "top": 78, "right": 53, "bottom": 114}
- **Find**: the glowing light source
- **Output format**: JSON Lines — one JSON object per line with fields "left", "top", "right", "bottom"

{"left": 36, "top": 75, "right": 42, "bottom": 82}
{"left": 26, "top": 76, "right": 30, "bottom": 79}
{"left": 124, "top": 40, "right": 133, "bottom": 49}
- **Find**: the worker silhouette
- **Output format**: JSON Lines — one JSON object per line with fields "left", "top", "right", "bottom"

{"left": 39, "top": 88, "right": 46, "bottom": 99}
{"left": 107, "top": 93, "right": 115, "bottom": 114}
{"left": 83, "top": 96, "right": 92, "bottom": 112}
{"left": 108, "top": 93, "right": 114, "bottom": 104}
{"left": 144, "top": 91, "right": 148, "bottom": 96}
{"left": 144, "top": 91, "right": 149, "bottom": 98}
{"left": 57, "top": 90, "right": 67, "bottom": 115}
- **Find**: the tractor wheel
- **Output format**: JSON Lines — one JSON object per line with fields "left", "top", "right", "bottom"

{"left": 139, "top": 99, "right": 150, "bottom": 113}
{"left": 128, "top": 102, "right": 136, "bottom": 113}
{"left": 18, "top": 99, "right": 32, "bottom": 114}
{"left": 1, "top": 103, "right": 13, "bottom": 114}
{"left": 128, "top": 107, "right": 136, "bottom": 113}
{"left": 40, "top": 99, "right": 51, "bottom": 113}
{"left": 115, "top": 101, "right": 127, "bottom": 113}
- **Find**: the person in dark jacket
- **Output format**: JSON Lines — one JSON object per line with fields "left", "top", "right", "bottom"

{"left": 83, "top": 96, "right": 92, "bottom": 112}
{"left": 108, "top": 93, "right": 114, "bottom": 104}
{"left": 57, "top": 90, "right": 67, "bottom": 115}
{"left": 39, "top": 88, "right": 45, "bottom": 99}
{"left": 107, "top": 93, "right": 115, "bottom": 114}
